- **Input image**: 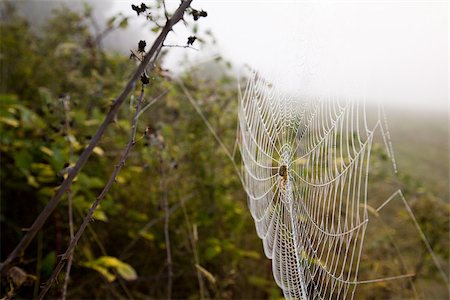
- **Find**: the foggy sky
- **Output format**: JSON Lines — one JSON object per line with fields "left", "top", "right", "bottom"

{"left": 12, "top": 1, "right": 450, "bottom": 111}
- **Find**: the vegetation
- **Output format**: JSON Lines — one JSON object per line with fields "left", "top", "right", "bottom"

{"left": 0, "top": 2, "right": 448, "bottom": 299}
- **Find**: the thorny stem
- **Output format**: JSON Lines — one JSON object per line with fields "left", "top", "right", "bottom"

{"left": 39, "top": 84, "right": 146, "bottom": 299}
{"left": 0, "top": 0, "right": 193, "bottom": 275}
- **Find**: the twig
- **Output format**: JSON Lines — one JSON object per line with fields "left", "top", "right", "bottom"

{"left": 179, "top": 81, "right": 244, "bottom": 185}
{"left": 61, "top": 188, "right": 74, "bottom": 300}
{"left": 32, "top": 232, "right": 43, "bottom": 298}
{"left": 159, "top": 154, "right": 172, "bottom": 299}
{"left": 163, "top": 44, "right": 199, "bottom": 51}
{"left": 61, "top": 96, "right": 74, "bottom": 300}
{"left": 39, "top": 84, "right": 147, "bottom": 299}
{"left": 120, "top": 193, "right": 195, "bottom": 259}
{"left": 136, "top": 90, "right": 169, "bottom": 118}
{"left": 181, "top": 198, "right": 205, "bottom": 299}
{"left": 162, "top": 0, "right": 170, "bottom": 22}
{"left": 0, "top": 0, "right": 193, "bottom": 275}
{"left": 376, "top": 189, "right": 450, "bottom": 288}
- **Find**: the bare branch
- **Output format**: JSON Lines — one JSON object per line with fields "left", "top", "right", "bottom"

{"left": 0, "top": 0, "right": 193, "bottom": 275}
{"left": 39, "top": 83, "right": 147, "bottom": 299}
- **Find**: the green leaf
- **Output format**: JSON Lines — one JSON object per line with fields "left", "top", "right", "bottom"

{"left": 13, "top": 150, "right": 32, "bottom": 172}
{"left": 205, "top": 245, "right": 221, "bottom": 260}
{"left": 248, "top": 275, "right": 269, "bottom": 287}
{"left": 93, "top": 210, "right": 108, "bottom": 222}
{"left": 107, "top": 16, "right": 117, "bottom": 28}
{"left": 0, "top": 94, "right": 18, "bottom": 106}
{"left": 119, "top": 18, "right": 128, "bottom": 29}
{"left": 41, "top": 252, "right": 56, "bottom": 277}
{"left": 238, "top": 249, "right": 261, "bottom": 260}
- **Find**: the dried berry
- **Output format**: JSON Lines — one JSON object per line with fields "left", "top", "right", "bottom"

{"left": 187, "top": 36, "right": 197, "bottom": 46}
{"left": 140, "top": 3, "right": 148, "bottom": 11}
{"left": 131, "top": 2, "right": 148, "bottom": 16}
{"left": 131, "top": 4, "right": 141, "bottom": 15}
{"left": 138, "top": 40, "right": 146, "bottom": 53}
{"left": 192, "top": 9, "right": 199, "bottom": 21}
{"left": 191, "top": 9, "right": 207, "bottom": 21}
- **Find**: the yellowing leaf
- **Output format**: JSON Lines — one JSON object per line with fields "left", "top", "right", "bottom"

{"left": 116, "top": 175, "right": 126, "bottom": 184}
{"left": 93, "top": 146, "right": 104, "bottom": 156}
{"left": 40, "top": 146, "right": 54, "bottom": 156}
{"left": 129, "top": 166, "right": 143, "bottom": 173}
{"left": 84, "top": 119, "right": 99, "bottom": 126}
{"left": 115, "top": 262, "right": 137, "bottom": 281}
{"left": 239, "top": 250, "right": 261, "bottom": 260}
{"left": 82, "top": 256, "right": 137, "bottom": 282}
{"left": 96, "top": 256, "right": 137, "bottom": 281}
{"left": 27, "top": 175, "right": 39, "bottom": 188}
{"left": 83, "top": 263, "right": 116, "bottom": 282}
{"left": 0, "top": 117, "right": 19, "bottom": 127}
{"left": 138, "top": 230, "right": 155, "bottom": 241}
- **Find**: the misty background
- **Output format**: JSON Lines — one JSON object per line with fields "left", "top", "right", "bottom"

{"left": 13, "top": 0, "right": 450, "bottom": 197}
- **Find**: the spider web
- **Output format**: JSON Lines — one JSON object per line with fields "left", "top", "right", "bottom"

{"left": 236, "top": 72, "right": 446, "bottom": 299}
{"left": 181, "top": 72, "right": 448, "bottom": 299}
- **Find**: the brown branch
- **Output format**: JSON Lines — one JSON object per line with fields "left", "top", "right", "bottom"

{"left": 39, "top": 82, "right": 147, "bottom": 299}
{"left": 0, "top": 0, "right": 193, "bottom": 275}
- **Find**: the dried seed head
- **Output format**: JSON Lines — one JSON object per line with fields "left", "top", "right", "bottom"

{"left": 138, "top": 40, "right": 146, "bottom": 53}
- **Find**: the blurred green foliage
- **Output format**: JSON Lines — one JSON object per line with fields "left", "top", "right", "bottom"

{"left": 0, "top": 2, "right": 448, "bottom": 299}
